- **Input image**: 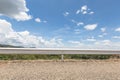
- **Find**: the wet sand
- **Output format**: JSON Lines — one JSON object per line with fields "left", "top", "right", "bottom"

{"left": 0, "top": 59, "right": 120, "bottom": 80}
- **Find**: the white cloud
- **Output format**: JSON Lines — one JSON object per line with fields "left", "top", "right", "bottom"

{"left": 86, "top": 37, "right": 96, "bottom": 42}
{"left": 81, "top": 5, "right": 87, "bottom": 12}
{"left": 98, "top": 35, "right": 103, "bottom": 38}
{"left": 95, "top": 40, "right": 111, "bottom": 46}
{"left": 103, "top": 33, "right": 107, "bottom": 35}
{"left": 0, "top": 19, "right": 63, "bottom": 47}
{"left": 77, "top": 22, "right": 84, "bottom": 26}
{"left": 69, "top": 41, "right": 81, "bottom": 44}
{"left": 98, "top": 33, "right": 107, "bottom": 38}
{"left": 68, "top": 41, "right": 83, "bottom": 47}
{"left": 71, "top": 19, "right": 84, "bottom": 26}
{"left": 35, "top": 18, "right": 41, "bottom": 23}
{"left": 76, "top": 10, "right": 80, "bottom": 14}
{"left": 82, "top": 11, "right": 87, "bottom": 14}
{"left": 71, "top": 19, "right": 76, "bottom": 23}
{"left": 63, "top": 12, "right": 69, "bottom": 16}
{"left": 84, "top": 24, "right": 97, "bottom": 30}
{"left": 76, "top": 5, "right": 94, "bottom": 15}
{"left": 115, "top": 27, "right": 120, "bottom": 32}
{"left": 67, "top": 39, "right": 120, "bottom": 49}
{"left": 112, "top": 36, "right": 120, "bottom": 39}
{"left": 0, "top": 0, "right": 32, "bottom": 21}
{"left": 43, "top": 20, "right": 47, "bottom": 23}
{"left": 89, "top": 11, "right": 94, "bottom": 15}
{"left": 35, "top": 18, "right": 47, "bottom": 23}
{"left": 0, "top": 19, "right": 13, "bottom": 34}
{"left": 101, "top": 28, "right": 106, "bottom": 32}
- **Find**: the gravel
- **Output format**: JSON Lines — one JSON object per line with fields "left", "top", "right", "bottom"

{"left": 0, "top": 59, "right": 120, "bottom": 80}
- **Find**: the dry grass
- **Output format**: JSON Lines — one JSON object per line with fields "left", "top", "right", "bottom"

{"left": 0, "top": 59, "right": 120, "bottom": 80}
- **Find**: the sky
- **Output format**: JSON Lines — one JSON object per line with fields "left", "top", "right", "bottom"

{"left": 0, "top": 0, "right": 120, "bottom": 49}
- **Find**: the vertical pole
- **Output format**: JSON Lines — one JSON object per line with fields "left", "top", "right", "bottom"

{"left": 61, "top": 54, "right": 64, "bottom": 61}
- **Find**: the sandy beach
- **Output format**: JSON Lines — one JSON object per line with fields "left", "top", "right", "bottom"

{"left": 0, "top": 59, "right": 120, "bottom": 80}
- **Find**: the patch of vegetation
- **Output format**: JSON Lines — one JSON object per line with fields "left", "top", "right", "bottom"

{"left": 0, "top": 54, "right": 119, "bottom": 60}
{"left": 0, "top": 44, "right": 23, "bottom": 48}
{"left": 64, "top": 54, "right": 113, "bottom": 59}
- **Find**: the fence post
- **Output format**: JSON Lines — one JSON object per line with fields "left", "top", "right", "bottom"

{"left": 61, "top": 54, "right": 64, "bottom": 61}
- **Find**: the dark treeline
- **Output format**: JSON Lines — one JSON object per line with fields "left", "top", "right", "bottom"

{"left": 0, "top": 44, "right": 23, "bottom": 48}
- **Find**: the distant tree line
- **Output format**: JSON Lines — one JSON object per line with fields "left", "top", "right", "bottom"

{"left": 0, "top": 44, "right": 23, "bottom": 48}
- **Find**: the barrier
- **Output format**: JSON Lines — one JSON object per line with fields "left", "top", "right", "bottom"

{"left": 0, "top": 48, "right": 120, "bottom": 60}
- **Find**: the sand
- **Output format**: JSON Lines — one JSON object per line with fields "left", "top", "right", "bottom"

{"left": 0, "top": 59, "right": 120, "bottom": 80}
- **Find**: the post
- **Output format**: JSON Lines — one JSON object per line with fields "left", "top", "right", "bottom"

{"left": 61, "top": 54, "right": 64, "bottom": 61}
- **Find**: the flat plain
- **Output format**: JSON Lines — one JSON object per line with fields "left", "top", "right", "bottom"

{"left": 0, "top": 59, "right": 120, "bottom": 80}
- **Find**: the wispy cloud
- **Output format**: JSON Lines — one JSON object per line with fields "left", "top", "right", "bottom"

{"left": 68, "top": 40, "right": 83, "bottom": 46}
{"left": 112, "top": 36, "right": 120, "bottom": 39}
{"left": 71, "top": 19, "right": 84, "bottom": 26}
{"left": 98, "top": 28, "right": 107, "bottom": 38}
{"left": 77, "top": 22, "right": 84, "bottom": 26}
{"left": 101, "top": 28, "right": 106, "bottom": 32}
{"left": 89, "top": 11, "right": 94, "bottom": 15}
{"left": 76, "top": 10, "right": 81, "bottom": 14}
{"left": 84, "top": 24, "right": 97, "bottom": 30}
{"left": 67, "top": 39, "right": 120, "bottom": 49}
{"left": 54, "top": 26, "right": 71, "bottom": 35}
{"left": 86, "top": 37, "right": 96, "bottom": 42}
{"left": 98, "top": 33, "right": 107, "bottom": 38}
{"left": 43, "top": 20, "right": 47, "bottom": 23}
{"left": 74, "top": 29, "right": 81, "bottom": 34}
{"left": 63, "top": 12, "right": 69, "bottom": 16}
{"left": 94, "top": 40, "right": 111, "bottom": 46}
{"left": 115, "top": 27, "right": 120, "bottom": 32}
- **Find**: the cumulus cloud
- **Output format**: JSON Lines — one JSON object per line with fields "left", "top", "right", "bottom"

{"left": 0, "top": 19, "right": 63, "bottom": 47}
{"left": 35, "top": 18, "right": 41, "bottom": 23}
{"left": 0, "top": 0, "right": 32, "bottom": 21}
{"left": 84, "top": 24, "right": 97, "bottom": 30}
{"left": 115, "top": 27, "right": 120, "bottom": 32}
{"left": 35, "top": 18, "right": 47, "bottom": 23}
{"left": 76, "top": 5, "right": 94, "bottom": 15}
{"left": 81, "top": 5, "right": 87, "bottom": 13}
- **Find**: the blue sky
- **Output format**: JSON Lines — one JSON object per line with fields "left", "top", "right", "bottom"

{"left": 0, "top": 0, "right": 120, "bottom": 49}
